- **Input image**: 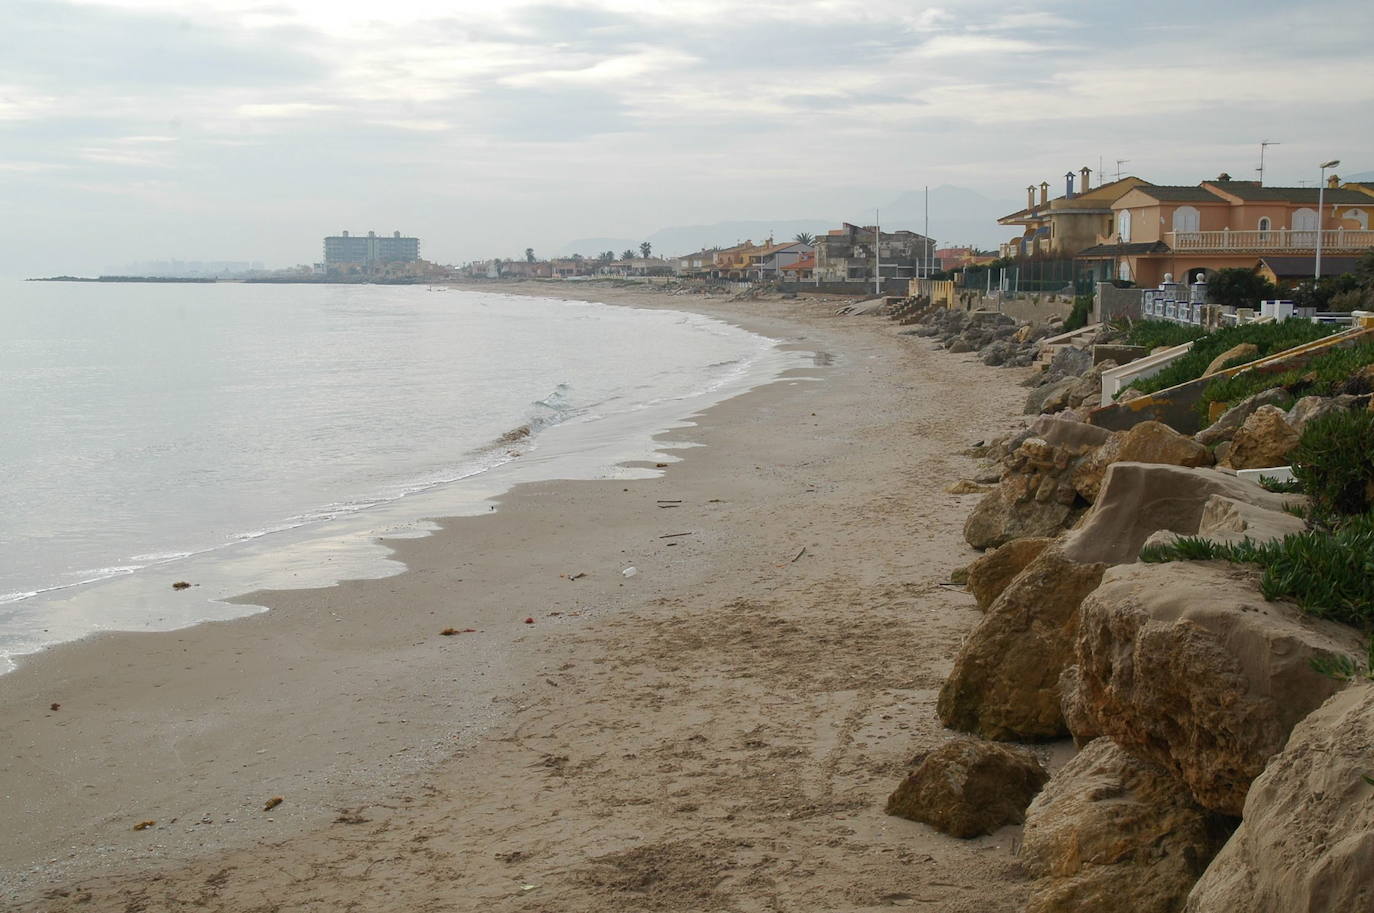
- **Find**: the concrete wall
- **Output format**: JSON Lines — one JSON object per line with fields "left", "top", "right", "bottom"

{"left": 781, "top": 279, "right": 908, "bottom": 296}
{"left": 1095, "top": 282, "right": 1144, "bottom": 322}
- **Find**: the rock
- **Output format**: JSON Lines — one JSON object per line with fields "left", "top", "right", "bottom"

{"left": 1058, "top": 666, "right": 1100, "bottom": 748}
{"left": 1195, "top": 388, "right": 1294, "bottom": 447}
{"left": 937, "top": 547, "right": 1107, "bottom": 740}
{"left": 1064, "top": 361, "right": 1118, "bottom": 410}
{"left": 1285, "top": 393, "right": 1357, "bottom": 435}
{"left": 1060, "top": 463, "right": 1293, "bottom": 567}
{"left": 1073, "top": 421, "right": 1213, "bottom": 502}
{"left": 1026, "top": 376, "right": 1079, "bottom": 415}
{"left": 1195, "top": 494, "right": 1306, "bottom": 547}
{"left": 1014, "top": 324, "right": 1033, "bottom": 343}
{"left": 944, "top": 479, "right": 988, "bottom": 494}
{"left": 884, "top": 739, "right": 1049, "bottom": 838}
{"left": 1185, "top": 684, "right": 1374, "bottom": 913}
{"left": 1117, "top": 387, "right": 1146, "bottom": 403}
{"left": 1223, "top": 404, "right": 1300, "bottom": 470}
{"left": 1211, "top": 440, "right": 1231, "bottom": 464}
{"left": 966, "top": 537, "right": 1054, "bottom": 610}
{"left": 1047, "top": 346, "right": 1093, "bottom": 379}
{"left": 1028, "top": 414, "right": 1114, "bottom": 452}
{"left": 1022, "top": 739, "right": 1230, "bottom": 913}
{"left": 1203, "top": 343, "right": 1259, "bottom": 377}
{"left": 1071, "top": 561, "right": 1364, "bottom": 815}
{"left": 947, "top": 339, "right": 974, "bottom": 353}
{"left": 963, "top": 436, "right": 1082, "bottom": 550}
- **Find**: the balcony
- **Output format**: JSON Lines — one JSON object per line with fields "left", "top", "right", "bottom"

{"left": 1166, "top": 229, "right": 1374, "bottom": 253}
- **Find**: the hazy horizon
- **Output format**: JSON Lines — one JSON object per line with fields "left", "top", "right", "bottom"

{"left": 3, "top": 0, "right": 1372, "bottom": 276}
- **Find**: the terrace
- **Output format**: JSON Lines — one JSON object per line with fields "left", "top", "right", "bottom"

{"left": 1166, "top": 229, "right": 1374, "bottom": 253}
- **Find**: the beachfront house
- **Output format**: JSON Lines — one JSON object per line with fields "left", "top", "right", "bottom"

{"left": 1076, "top": 177, "right": 1374, "bottom": 286}
{"left": 675, "top": 248, "right": 719, "bottom": 278}
{"left": 997, "top": 169, "right": 1150, "bottom": 259}
{"left": 812, "top": 224, "right": 936, "bottom": 282}
{"left": 746, "top": 241, "right": 815, "bottom": 281}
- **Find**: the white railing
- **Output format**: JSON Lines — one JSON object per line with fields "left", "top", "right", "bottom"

{"left": 1166, "top": 229, "right": 1374, "bottom": 252}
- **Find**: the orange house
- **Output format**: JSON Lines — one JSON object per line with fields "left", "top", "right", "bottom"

{"left": 1078, "top": 179, "right": 1374, "bottom": 286}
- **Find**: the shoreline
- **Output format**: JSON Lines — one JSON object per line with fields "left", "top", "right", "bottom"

{"left": 2, "top": 284, "right": 1043, "bottom": 911}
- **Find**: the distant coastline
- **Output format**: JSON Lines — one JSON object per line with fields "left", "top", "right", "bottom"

{"left": 27, "top": 276, "right": 432, "bottom": 284}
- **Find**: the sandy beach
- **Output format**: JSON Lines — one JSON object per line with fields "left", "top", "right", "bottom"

{"left": 1, "top": 284, "right": 1045, "bottom": 912}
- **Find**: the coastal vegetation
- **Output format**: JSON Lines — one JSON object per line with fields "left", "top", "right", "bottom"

{"left": 1200, "top": 341, "right": 1374, "bottom": 416}
{"left": 1120, "top": 318, "right": 1207, "bottom": 350}
{"left": 1124, "top": 320, "right": 1336, "bottom": 396}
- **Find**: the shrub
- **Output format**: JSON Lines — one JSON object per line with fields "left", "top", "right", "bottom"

{"left": 1140, "top": 513, "right": 1374, "bottom": 627}
{"left": 1208, "top": 267, "right": 1278, "bottom": 309}
{"left": 1289, "top": 409, "right": 1374, "bottom": 522}
{"left": 1123, "top": 319, "right": 1208, "bottom": 350}
{"left": 1125, "top": 320, "right": 1335, "bottom": 395}
{"left": 1063, "top": 294, "right": 1092, "bottom": 331}
{"left": 1199, "top": 341, "right": 1374, "bottom": 417}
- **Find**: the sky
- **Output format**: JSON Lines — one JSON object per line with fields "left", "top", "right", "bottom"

{"left": 2, "top": 0, "right": 1372, "bottom": 275}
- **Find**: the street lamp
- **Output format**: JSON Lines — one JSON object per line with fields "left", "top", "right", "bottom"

{"left": 1315, "top": 159, "right": 1340, "bottom": 280}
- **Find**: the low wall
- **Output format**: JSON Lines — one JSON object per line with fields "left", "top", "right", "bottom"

{"left": 906, "top": 278, "right": 957, "bottom": 308}
{"left": 781, "top": 279, "right": 908, "bottom": 296}
{"left": 1095, "top": 283, "right": 1144, "bottom": 323}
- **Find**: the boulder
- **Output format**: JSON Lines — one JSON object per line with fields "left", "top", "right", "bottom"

{"left": 1195, "top": 388, "right": 1294, "bottom": 447}
{"left": 947, "top": 338, "right": 975, "bottom": 354}
{"left": 1185, "top": 684, "right": 1374, "bottom": 913}
{"left": 1058, "top": 665, "right": 1100, "bottom": 748}
{"left": 1285, "top": 393, "right": 1357, "bottom": 435}
{"left": 1072, "top": 421, "right": 1213, "bottom": 502}
{"left": 1060, "top": 463, "right": 1293, "bottom": 567}
{"left": 944, "top": 479, "right": 988, "bottom": 494}
{"left": 966, "top": 537, "right": 1053, "bottom": 610}
{"left": 963, "top": 488, "right": 1073, "bottom": 550}
{"left": 884, "top": 739, "right": 1049, "bottom": 838}
{"left": 1028, "top": 414, "right": 1113, "bottom": 453}
{"left": 1022, "top": 739, "right": 1230, "bottom": 913}
{"left": 1195, "top": 494, "right": 1306, "bottom": 547}
{"left": 1203, "top": 343, "right": 1259, "bottom": 377}
{"left": 1071, "top": 561, "right": 1363, "bottom": 815}
{"left": 937, "top": 547, "right": 1107, "bottom": 740}
{"left": 1026, "top": 376, "right": 1079, "bottom": 415}
{"left": 1222, "top": 404, "right": 1300, "bottom": 470}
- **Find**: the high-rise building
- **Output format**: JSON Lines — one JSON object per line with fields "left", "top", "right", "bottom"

{"left": 323, "top": 230, "right": 420, "bottom": 266}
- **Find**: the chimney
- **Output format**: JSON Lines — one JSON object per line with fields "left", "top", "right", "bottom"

{"left": 1080, "top": 166, "right": 1092, "bottom": 192}
{"left": 1039, "top": 181, "right": 1049, "bottom": 205}
{"left": 1328, "top": 174, "right": 1341, "bottom": 189}
{"left": 1027, "top": 185, "right": 1036, "bottom": 210}
{"left": 342, "top": 230, "right": 349, "bottom": 237}
{"left": 1065, "top": 172, "right": 1076, "bottom": 199}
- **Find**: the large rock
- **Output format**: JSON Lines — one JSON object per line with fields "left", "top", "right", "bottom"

{"left": 966, "top": 537, "right": 1053, "bottom": 610}
{"left": 1022, "top": 739, "right": 1230, "bottom": 913}
{"left": 1072, "top": 421, "right": 1213, "bottom": 502}
{"left": 1058, "top": 665, "right": 1100, "bottom": 748}
{"left": 1203, "top": 343, "right": 1258, "bottom": 377}
{"left": 1222, "top": 404, "right": 1300, "bottom": 470}
{"left": 1186, "top": 684, "right": 1374, "bottom": 913}
{"left": 1060, "top": 463, "right": 1293, "bottom": 567}
{"left": 1194, "top": 494, "right": 1307, "bottom": 547}
{"left": 938, "top": 547, "right": 1107, "bottom": 740}
{"left": 1285, "top": 393, "right": 1357, "bottom": 435}
{"left": 1026, "top": 376, "right": 1079, "bottom": 415}
{"left": 1071, "top": 561, "right": 1363, "bottom": 815}
{"left": 1195, "top": 388, "right": 1293, "bottom": 447}
{"left": 884, "top": 739, "right": 1049, "bottom": 838}
{"left": 963, "top": 488, "right": 1073, "bottom": 550}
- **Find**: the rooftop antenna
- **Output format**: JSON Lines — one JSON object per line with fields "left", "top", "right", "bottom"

{"left": 1115, "top": 159, "right": 1129, "bottom": 182}
{"left": 1257, "top": 140, "right": 1280, "bottom": 187}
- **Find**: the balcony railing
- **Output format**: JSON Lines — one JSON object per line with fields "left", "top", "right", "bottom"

{"left": 1166, "top": 229, "right": 1374, "bottom": 252}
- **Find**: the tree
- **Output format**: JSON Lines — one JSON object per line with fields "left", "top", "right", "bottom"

{"left": 639, "top": 241, "right": 652, "bottom": 259}
{"left": 793, "top": 232, "right": 815, "bottom": 245}
{"left": 599, "top": 250, "right": 615, "bottom": 262}
{"left": 621, "top": 249, "right": 635, "bottom": 260}
{"left": 525, "top": 248, "right": 535, "bottom": 263}
{"left": 1207, "top": 267, "right": 1277, "bottom": 309}
{"left": 1292, "top": 273, "right": 1363, "bottom": 311}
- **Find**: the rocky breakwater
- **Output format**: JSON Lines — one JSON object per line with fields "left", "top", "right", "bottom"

{"left": 907, "top": 307, "right": 1054, "bottom": 368}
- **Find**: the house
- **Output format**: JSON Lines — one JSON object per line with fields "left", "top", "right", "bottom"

{"left": 711, "top": 242, "right": 765, "bottom": 279}
{"left": 813, "top": 224, "right": 936, "bottom": 282}
{"left": 675, "top": 248, "right": 719, "bottom": 278}
{"left": 998, "top": 169, "right": 1151, "bottom": 258}
{"left": 549, "top": 258, "right": 593, "bottom": 278}
{"left": 1256, "top": 256, "right": 1363, "bottom": 285}
{"left": 1076, "top": 177, "right": 1374, "bottom": 286}
{"left": 746, "top": 241, "right": 815, "bottom": 280}
{"left": 934, "top": 246, "right": 998, "bottom": 271}
{"left": 779, "top": 253, "right": 815, "bottom": 281}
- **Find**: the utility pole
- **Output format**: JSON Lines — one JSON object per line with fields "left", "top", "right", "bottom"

{"left": 1257, "top": 141, "right": 1280, "bottom": 187}
{"left": 874, "top": 209, "right": 882, "bottom": 296}
{"left": 924, "top": 185, "right": 930, "bottom": 280}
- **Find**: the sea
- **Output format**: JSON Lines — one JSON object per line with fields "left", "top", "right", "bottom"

{"left": 0, "top": 280, "right": 801, "bottom": 673}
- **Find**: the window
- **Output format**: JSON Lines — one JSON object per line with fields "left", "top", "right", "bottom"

{"left": 1172, "top": 206, "right": 1200, "bottom": 234}
{"left": 1118, "top": 209, "right": 1132, "bottom": 241}
{"left": 1258, "top": 216, "right": 1271, "bottom": 243}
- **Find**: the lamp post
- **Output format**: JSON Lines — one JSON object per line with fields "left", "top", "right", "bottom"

{"left": 1315, "top": 158, "right": 1340, "bottom": 280}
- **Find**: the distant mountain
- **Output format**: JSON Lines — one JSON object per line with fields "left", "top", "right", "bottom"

{"left": 1344, "top": 170, "right": 1374, "bottom": 183}
{"left": 559, "top": 185, "right": 1019, "bottom": 258}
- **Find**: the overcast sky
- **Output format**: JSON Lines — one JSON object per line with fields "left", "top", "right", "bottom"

{"left": 2, "top": 0, "right": 1371, "bottom": 275}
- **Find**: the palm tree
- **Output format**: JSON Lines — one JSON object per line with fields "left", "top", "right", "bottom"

{"left": 525, "top": 248, "right": 535, "bottom": 263}
{"left": 621, "top": 249, "right": 635, "bottom": 261}
{"left": 793, "top": 232, "right": 815, "bottom": 245}
{"left": 600, "top": 250, "right": 615, "bottom": 262}
{"left": 639, "top": 241, "right": 652, "bottom": 258}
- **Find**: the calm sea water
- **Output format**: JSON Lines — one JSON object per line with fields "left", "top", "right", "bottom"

{"left": 0, "top": 281, "right": 796, "bottom": 670}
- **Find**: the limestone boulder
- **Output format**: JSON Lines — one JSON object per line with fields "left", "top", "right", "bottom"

{"left": 1203, "top": 342, "right": 1259, "bottom": 377}
{"left": 1028, "top": 414, "right": 1113, "bottom": 453}
{"left": 1022, "top": 739, "right": 1230, "bottom": 913}
{"left": 1194, "top": 388, "right": 1293, "bottom": 447}
{"left": 1026, "top": 376, "right": 1079, "bottom": 415}
{"left": 1195, "top": 494, "right": 1306, "bottom": 547}
{"left": 1186, "top": 684, "right": 1374, "bottom": 913}
{"left": 884, "top": 739, "right": 1049, "bottom": 838}
{"left": 1072, "top": 421, "right": 1213, "bottom": 502}
{"left": 963, "top": 488, "right": 1073, "bottom": 550}
{"left": 1060, "top": 463, "right": 1292, "bottom": 567}
{"left": 1058, "top": 665, "right": 1100, "bottom": 748}
{"left": 1071, "top": 561, "right": 1363, "bottom": 815}
{"left": 1285, "top": 393, "right": 1357, "bottom": 435}
{"left": 966, "top": 537, "right": 1053, "bottom": 610}
{"left": 1222, "top": 404, "right": 1300, "bottom": 470}
{"left": 937, "top": 547, "right": 1107, "bottom": 741}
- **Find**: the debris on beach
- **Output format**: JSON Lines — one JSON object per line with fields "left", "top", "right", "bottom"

{"left": 132, "top": 820, "right": 156, "bottom": 831}
{"left": 439, "top": 628, "right": 477, "bottom": 636}
{"left": 622, "top": 566, "right": 638, "bottom": 577}
{"left": 171, "top": 581, "right": 191, "bottom": 590}
{"left": 560, "top": 572, "right": 586, "bottom": 581}
{"left": 264, "top": 797, "right": 283, "bottom": 811}
{"left": 50, "top": 702, "right": 60, "bottom": 711}
{"left": 524, "top": 617, "right": 535, "bottom": 624}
